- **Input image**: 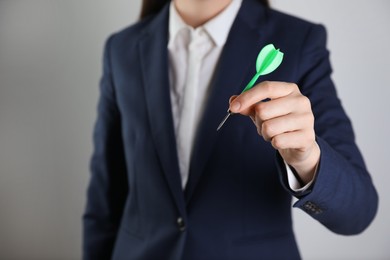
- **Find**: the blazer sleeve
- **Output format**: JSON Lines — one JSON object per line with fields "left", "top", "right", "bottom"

{"left": 277, "top": 24, "right": 378, "bottom": 235}
{"left": 83, "top": 35, "right": 128, "bottom": 259}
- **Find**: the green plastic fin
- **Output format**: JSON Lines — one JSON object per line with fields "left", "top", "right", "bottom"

{"left": 259, "top": 50, "right": 284, "bottom": 76}
{"left": 256, "top": 44, "right": 276, "bottom": 72}
{"left": 256, "top": 44, "right": 284, "bottom": 76}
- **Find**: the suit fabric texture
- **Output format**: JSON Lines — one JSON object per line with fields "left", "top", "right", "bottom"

{"left": 83, "top": 0, "right": 378, "bottom": 259}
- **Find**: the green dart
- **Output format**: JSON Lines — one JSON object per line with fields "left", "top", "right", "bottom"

{"left": 216, "top": 44, "right": 284, "bottom": 131}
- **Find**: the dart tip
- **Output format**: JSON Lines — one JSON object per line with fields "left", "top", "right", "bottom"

{"left": 216, "top": 112, "right": 232, "bottom": 131}
{"left": 216, "top": 124, "right": 223, "bottom": 131}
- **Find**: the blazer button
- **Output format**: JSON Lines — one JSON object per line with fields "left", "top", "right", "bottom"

{"left": 303, "top": 201, "right": 323, "bottom": 215}
{"left": 177, "top": 217, "right": 186, "bottom": 232}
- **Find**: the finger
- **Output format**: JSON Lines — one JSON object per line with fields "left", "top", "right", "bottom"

{"left": 270, "top": 130, "right": 315, "bottom": 151}
{"left": 254, "top": 94, "right": 311, "bottom": 121}
{"left": 229, "top": 95, "right": 238, "bottom": 105}
{"left": 229, "top": 81, "right": 298, "bottom": 113}
{"left": 260, "top": 112, "right": 314, "bottom": 141}
{"left": 254, "top": 116, "right": 263, "bottom": 136}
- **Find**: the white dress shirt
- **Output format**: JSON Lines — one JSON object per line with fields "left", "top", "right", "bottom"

{"left": 168, "top": 0, "right": 314, "bottom": 191}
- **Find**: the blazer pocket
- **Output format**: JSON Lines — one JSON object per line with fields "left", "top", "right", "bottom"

{"left": 112, "top": 228, "right": 145, "bottom": 260}
{"left": 119, "top": 185, "right": 145, "bottom": 239}
{"left": 118, "top": 226, "right": 144, "bottom": 241}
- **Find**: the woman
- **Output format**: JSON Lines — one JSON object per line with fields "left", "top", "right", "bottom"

{"left": 83, "top": 0, "right": 378, "bottom": 259}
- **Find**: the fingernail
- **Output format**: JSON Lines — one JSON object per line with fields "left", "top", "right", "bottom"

{"left": 230, "top": 101, "right": 241, "bottom": 112}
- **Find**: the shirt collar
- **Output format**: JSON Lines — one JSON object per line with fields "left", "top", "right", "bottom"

{"left": 168, "top": 0, "right": 243, "bottom": 47}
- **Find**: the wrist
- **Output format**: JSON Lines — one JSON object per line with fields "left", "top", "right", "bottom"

{"left": 289, "top": 142, "right": 320, "bottom": 184}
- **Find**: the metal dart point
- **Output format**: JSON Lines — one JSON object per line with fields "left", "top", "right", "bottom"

{"left": 216, "top": 110, "right": 233, "bottom": 131}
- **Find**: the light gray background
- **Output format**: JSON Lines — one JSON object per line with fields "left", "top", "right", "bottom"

{"left": 0, "top": 0, "right": 388, "bottom": 259}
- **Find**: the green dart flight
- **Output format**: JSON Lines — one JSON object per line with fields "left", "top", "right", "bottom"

{"left": 216, "top": 43, "right": 284, "bottom": 131}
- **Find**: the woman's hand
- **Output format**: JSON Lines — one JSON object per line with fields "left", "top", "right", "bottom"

{"left": 229, "top": 81, "right": 320, "bottom": 184}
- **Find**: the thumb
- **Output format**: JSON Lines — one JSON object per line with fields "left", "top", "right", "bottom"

{"left": 229, "top": 95, "right": 239, "bottom": 106}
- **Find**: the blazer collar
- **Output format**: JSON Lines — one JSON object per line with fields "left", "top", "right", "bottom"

{"left": 138, "top": 4, "right": 187, "bottom": 217}
{"left": 184, "top": 0, "right": 268, "bottom": 202}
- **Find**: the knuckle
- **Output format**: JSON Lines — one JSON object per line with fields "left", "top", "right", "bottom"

{"left": 301, "top": 131, "right": 315, "bottom": 148}
{"left": 301, "top": 111, "right": 315, "bottom": 127}
{"left": 272, "top": 136, "right": 285, "bottom": 149}
{"left": 306, "top": 112, "right": 315, "bottom": 124}
{"left": 262, "top": 121, "right": 274, "bottom": 137}
{"left": 262, "top": 81, "right": 273, "bottom": 93}
{"left": 255, "top": 102, "right": 268, "bottom": 119}
{"left": 291, "top": 83, "right": 299, "bottom": 91}
{"left": 307, "top": 130, "right": 316, "bottom": 142}
{"left": 298, "top": 95, "right": 311, "bottom": 108}
{"left": 288, "top": 83, "right": 300, "bottom": 94}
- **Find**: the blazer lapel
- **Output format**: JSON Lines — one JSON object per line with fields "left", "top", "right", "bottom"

{"left": 185, "top": 0, "right": 268, "bottom": 203}
{"left": 138, "top": 5, "right": 186, "bottom": 216}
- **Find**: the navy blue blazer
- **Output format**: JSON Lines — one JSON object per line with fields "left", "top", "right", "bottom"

{"left": 83, "top": 0, "right": 378, "bottom": 259}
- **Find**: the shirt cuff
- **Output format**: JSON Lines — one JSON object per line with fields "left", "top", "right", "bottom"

{"left": 285, "top": 161, "right": 316, "bottom": 192}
